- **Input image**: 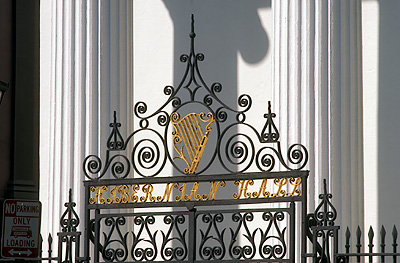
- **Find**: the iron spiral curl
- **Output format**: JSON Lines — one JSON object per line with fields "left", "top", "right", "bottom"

{"left": 60, "top": 189, "right": 80, "bottom": 233}
{"left": 215, "top": 107, "right": 228, "bottom": 122}
{"left": 314, "top": 179, "right": 337, "bottom": 226}
{"left": 134, "top": 101, "right": 147, "bottom": 117}
{"left": 219, "top": 131, "right": 255, "bottom": 173}
{"left": 101, "top": 216, "right": 128, "bottom": 262}
{"left": 229, "top": 212, "right": 257, "bottom": 260}
{"left": 160, "top": 215, "right": 188, "bottom": 261}
{"left": 131, "top": 130, "right": 166, "bottom": 177}
{"left": 199, "top": 213, "right": 226, "bottom": 260}
{"left": 83, "top": 155, "right": 102, "bottom": 180}
{"left": 131, "top": 215, "right": 157, "bottom": 261}
{"left": 259, "top": 211, "right": 287, "bottom": 259}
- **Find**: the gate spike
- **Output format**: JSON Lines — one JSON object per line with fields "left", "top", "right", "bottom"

{"left": 356, "top": 226, "right": 362, "bottom": 252}
{"left": 356, "top": 226, "right": 362, "bottom": 242}
{"left": 345, "top": 227, "right": 351, "bottom": 252}
{"left": 381, "top": 225, "right": 387, "bottom": 262}
{"left": 381, "top": 225, "right": 387, "bottom": 244}
{"left": 368, "top": 226, "right": 374, "bottom": 242}
{"left": 48, "top": 233, "right": 53, "bottom": 245}
{"left": 369, "top": 226, "right": 375, "bottom": 255}
{"left": 48, "top": 233, "right": 53, "bottom": 257}
{"left": 39, "top": 234, "right": 43, "bottom": 257}
{"left": 393, "top": 225, "right": 398, "bottom": 242}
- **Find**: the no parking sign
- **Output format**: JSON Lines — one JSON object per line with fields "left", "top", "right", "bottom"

{"left": 1, "top": 199, "right": 41, "bottom": 259}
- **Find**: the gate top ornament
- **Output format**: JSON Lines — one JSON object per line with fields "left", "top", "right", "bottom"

{"left": 83, "top": 15, "right": 308, "bottom": 181}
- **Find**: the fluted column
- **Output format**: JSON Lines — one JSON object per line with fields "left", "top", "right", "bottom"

{"left": 39, "top": 0, "right": 133, "bottom": 242}
{"left": 272, "top": 0, "right": 363, "bottom": 231}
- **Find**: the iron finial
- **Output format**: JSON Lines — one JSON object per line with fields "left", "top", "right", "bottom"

{"left": 261, "top": 101, "right": 279, "bottom": 142}
{"left": 190, "top": 14, "right": 196, "bottom": 39}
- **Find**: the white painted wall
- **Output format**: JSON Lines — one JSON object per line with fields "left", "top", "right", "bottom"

{"left": 362, "top": 0, "right": 379, "bottom": 240}
{"left": 362, "top": 0, "right": 400, "bottom": 232}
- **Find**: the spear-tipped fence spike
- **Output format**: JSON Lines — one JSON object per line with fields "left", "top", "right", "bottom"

{"left": 356, "top": 226, "right": 362, "bottom": 241}
{"left": 381, "top": 225, "right": 387, "bottom": 243}
{"left": 39, "top": 234, "right": 43, "bottom": 257}
{"left": 345, "top": 227, "right": 351, "bottom": 252}
{"left": 346, "top": 227, "right": 351, "bottom": 241}
{"left": 356, "top": 225, "right": 362, "bottom": 253}
{"left": 368, "top": 226, "right": 375, "bottom": 254}
{"left": 368, "top": 226, "right": 374, "bottom": 242}
{"left": 48, "top": 233, "right": 53, "bottom": 257}
{"left": 393, "top": 225, "right": 398, "bottom": 242}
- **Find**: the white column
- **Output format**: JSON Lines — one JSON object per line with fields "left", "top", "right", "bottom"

{"left": 272, "top": 0, "right": 363, "bottom": 231}
{"left": 39, "top": 0, "right": 133, "bottom": 243}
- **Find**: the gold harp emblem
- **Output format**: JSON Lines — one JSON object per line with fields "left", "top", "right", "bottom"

{"left": 171, "top": 112, "right": 215, "bottom": 174}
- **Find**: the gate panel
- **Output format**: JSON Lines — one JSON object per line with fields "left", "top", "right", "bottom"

{"left": 90, "top": 205, "right": 296, "bottom": 263}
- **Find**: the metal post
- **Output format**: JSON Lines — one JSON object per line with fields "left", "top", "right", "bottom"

{"left": 290, "top": 202, "right": 295, "bottom": 263}
{"left": 84, "top": 185, "right": 90, "bottom": 263}
{"left": 188, "top": 208, "right": 196, "bottom": 263}
{"left": 94, "top": 209, "right": 100, "bottom": 263}
{"left": 302, "top": 175, "right": 308, "bottom": 263}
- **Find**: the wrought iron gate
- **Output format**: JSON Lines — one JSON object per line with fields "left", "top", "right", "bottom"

{"left": 82, "top": 15, "right": 309, "bottom": 263}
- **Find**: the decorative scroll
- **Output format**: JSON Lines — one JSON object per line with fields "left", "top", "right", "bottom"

{"left": 259, "top": 211, "right": 287, "bottom": 259}
{"left": 131, "top": 216, "right": 158, "bottom": 261}
{"left": 87, "top": 177, "right": 302, "bottom": 205}
{"left": 314, "top": 179, "right": 337, "bottom": 226}
{"left": 60, "top": 189, "right": 80, "bottom": 232}
{"left": 98, "top": 214, "right": 188, "bottom": 262}
{"left": 107, "top": 111, "right": 125, "bottom": 150}
{"left": 102, "top": 217, "right": 129, "bottom": 262}
{"left": 160, "top": 215, "right": 188, "bottom": 261}
{"left": 171, "top": 112, "right": 215, "bottom": 174}
{"left": 198, "top": 213, "right": 226, "bottom": 260}
{"left": 261, "top": 101, "right": 280, "bottom": 143}
{"left": 82, "top": 15, "right": 309, "bottom": 180}
{"left": 229, "top": 212, "right": 257, "bottom": 259}
{"left": 96, "top": 209, "right": 292, "bottom": 262}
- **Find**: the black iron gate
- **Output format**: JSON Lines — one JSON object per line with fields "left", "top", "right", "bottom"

{"left": 81, "top": 15, "right": 309, "bottom": 263}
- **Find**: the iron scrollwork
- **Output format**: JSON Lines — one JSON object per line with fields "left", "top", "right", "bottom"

{"left": 195, "top": 210, "right": 291, "bottom": 261}
{"left": 131, "top": 216, "right": 157, "bottom": 261}
{"left": 199, "top": 213, "right": 226, "bottom": 260}
{"left": 314, "top": 179, "right": 337, "bottom": 226}
{"left": 101, "top": 217, "right": 129, "bottom": 262}
{"left": 97, "top": 214, "right": 188, "bottom": 262}
{"left": 229, "top": 212, "right": 257, "bottom": 260}
{"left": 83, "top": 14, "right": 308, "bottom": 180}
{"left": 259, "top": 211, "right": 287, "bottom": 259}
{"left": 160, "top": 215, "right": 188, "bottom": 261}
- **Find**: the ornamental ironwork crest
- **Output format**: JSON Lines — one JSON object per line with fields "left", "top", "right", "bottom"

{"left": 83, "top": 16, "right": 308, "bottom": 180}
{"left": 82, "top": 15, "right": 310, "bottom": 263}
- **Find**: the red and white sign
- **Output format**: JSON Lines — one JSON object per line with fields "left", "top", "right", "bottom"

{"left": 1, "top": 199, "right": 41, "bottom": 259}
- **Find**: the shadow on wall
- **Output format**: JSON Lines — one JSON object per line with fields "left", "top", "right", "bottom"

{"left": 163, "top": 0, "right": 270, "bottom": 107}
{"left": 377, "top": 0, "right": 400, "bottom": 227}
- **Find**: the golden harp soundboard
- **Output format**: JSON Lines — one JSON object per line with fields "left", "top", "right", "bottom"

{"left": 171, "top": 112, "right": 215, "bottom": 174}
